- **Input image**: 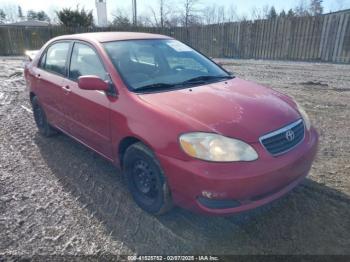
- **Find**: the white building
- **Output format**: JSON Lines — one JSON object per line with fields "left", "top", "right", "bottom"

{"left": 96, "top": 0, "right": 108, "bottom": 27}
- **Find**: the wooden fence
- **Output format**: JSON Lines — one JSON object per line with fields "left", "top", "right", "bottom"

{"left": 0, "top": 9, "right": 349, "bottom": 63}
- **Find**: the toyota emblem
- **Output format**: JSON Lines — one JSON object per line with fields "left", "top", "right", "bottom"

{"left": 285, "top": 130, "right": 295, "bottom": 141}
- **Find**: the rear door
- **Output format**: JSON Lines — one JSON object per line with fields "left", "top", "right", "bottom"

{"left": 63, "top": 42, "right": 113, "bottom": 159}
{"left": 35, "top": 41, "right": 71, "bottom": 130}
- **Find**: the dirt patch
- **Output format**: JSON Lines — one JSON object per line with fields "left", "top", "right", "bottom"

{"left": 1, "top": 57, "right": 350, "bottom": 255}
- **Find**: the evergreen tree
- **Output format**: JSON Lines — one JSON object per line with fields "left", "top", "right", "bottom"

{"left": 112, "top": 13, "right": 131, "bottom": 27}
{"left": 268, "top": 7, "right": 278, "bottom": 19}
{"left": 287, "top": 8, "right": 296, "bottom": 17}
{"left": 27, "top": 10, "right": 37, "bottom": 20}
{"left": 279, "top": 10, "right": 286, "bottom": 18}
{"left": 56, "top": 7, "right": 94, "bottom": 27}
{"left": 0, "top": 9, "right": 6, "bottom": 24}
{"left": 37, "top": 11, "right": 50, "bottom": 22}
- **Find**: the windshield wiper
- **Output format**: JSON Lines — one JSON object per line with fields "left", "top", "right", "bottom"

{"left": 135, "top": 83, "right": 181, "bottom": 92}
{"left": 134, "top": 75, "right": 234, "bottom": 93}
{"left": 182, "top": 75, "right": 233, "bottom": 85}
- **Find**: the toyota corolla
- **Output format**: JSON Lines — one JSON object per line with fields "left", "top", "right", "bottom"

{"left": 24, "top": 32, "right": 318, "bottom": 215}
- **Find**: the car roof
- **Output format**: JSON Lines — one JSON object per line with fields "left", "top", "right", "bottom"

{"left": 53, "top": 32, "right": 173, "bottom": 43}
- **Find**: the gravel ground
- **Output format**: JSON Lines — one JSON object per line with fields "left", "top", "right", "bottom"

{"left": 0, "top": 57, "right": 349, "bottom": 256}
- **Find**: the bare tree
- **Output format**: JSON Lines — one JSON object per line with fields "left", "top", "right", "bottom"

{"left": 201, "top": 3, "right": 239, "bottom": 24}
{"left": 149, "top": 7, "right": 159, "bottom": 27}
{"left": 159, "top": 0, "right": 170, "bottom": 28}
{"left": 250, "top": 5, "right": 270, "bottom": 20}
{"left": 262, "top": 5, "right": 270, "bottom": 18}
{"left": 250, "top": 7, "right": 264, "bottom": 20}
{"left": 238, "top": 14, "right": 249, "bottom": 22}
{"left": 294, "top": 0, "right": 310, "bottom": 16}
{"left": 111, "top": 8, "right": 132, "bottom": 27}
{"left": 149, "top": 0, "right": 171, "bottom": 28}
{"left": 227, "top": 4, "right": 239, "bottom": 22}
{"left": 165, "top": 13, "right": 181, "bottom": 27}
{"left": 138, "top": 13, "right": 154, "bottom": 27}
{"left": 201, "top": 4, "right": 225, "bottom": 24}
{"left": 217, "top": 5, "right": 226, "bottom": 24}
{"left": 181, "top": 0, "right": 200, "bottom": 28}
{"left": 2, "top": 4, "right": 18, "bottom": 22}
{"left": 202, "top": 4, "right": 217, "bottom": 25}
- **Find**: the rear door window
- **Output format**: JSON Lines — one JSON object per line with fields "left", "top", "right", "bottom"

{"left": 42, "top": 42, "right": 70, "bottom": 76}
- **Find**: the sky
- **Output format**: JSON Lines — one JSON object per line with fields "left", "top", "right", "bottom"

{"left": 0, "top": 0, "right": 350, "bottom": 22}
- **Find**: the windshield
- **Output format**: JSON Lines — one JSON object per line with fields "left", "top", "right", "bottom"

{"left": 103, "top": 39, "right": 232, "bottom": 93}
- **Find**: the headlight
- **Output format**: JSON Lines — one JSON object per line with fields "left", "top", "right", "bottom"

{"left": 179, "top": 133, "right": 258, "bottom": 162}
{"left": 295, "top": 101, "right": 311, "bottom": 130}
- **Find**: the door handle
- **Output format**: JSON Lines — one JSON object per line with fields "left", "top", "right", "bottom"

{"left": 62, "top": 85, "right": 71, "bottom": 94}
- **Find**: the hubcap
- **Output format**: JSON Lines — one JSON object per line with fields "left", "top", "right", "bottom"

{"left": 132, "top": 160, "right": 157, "bottom": 198}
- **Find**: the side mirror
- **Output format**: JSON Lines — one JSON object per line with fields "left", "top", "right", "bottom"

{"left": 78, "top": 75, "right": 109, "bottom": 91}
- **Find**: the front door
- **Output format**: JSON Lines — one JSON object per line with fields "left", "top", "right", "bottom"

{"left": 63, "top": 42, "right": 113, "bottom": 159}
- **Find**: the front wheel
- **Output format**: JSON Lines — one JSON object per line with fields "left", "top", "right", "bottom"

{"left": 31, "top": 96, "right": 57, "bottom": 137}
{"left": 123, "top": 142, "right": 173, "bottom": 215}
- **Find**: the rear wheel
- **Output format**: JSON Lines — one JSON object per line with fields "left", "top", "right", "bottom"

{"left": 123, "top": 142, "right": 173, "bottom": 215}
{"left": 31, "top": 96, "right": 57, "bottom": 137}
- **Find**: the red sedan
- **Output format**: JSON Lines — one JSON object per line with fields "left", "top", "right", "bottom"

{"left": 24, "top": 32, "right": 318, "bottom": 216}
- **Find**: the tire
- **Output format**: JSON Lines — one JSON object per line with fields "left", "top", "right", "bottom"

{"left": 31, "top": 96, "right": 57, "bottom": 137}
{"left": 123, "top": 142, "right": 173, "bottom": 215}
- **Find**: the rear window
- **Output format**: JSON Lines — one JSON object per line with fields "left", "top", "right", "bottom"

{"left": 41, "top": 42, "right": 70, "bottom": 76}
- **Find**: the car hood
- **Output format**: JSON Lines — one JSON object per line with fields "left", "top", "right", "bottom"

{"left": 138, "top": 77, "right": 300, "bottom": 142}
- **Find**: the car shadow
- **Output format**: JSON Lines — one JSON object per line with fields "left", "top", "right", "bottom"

{"left": 34, "top": 133, "right": 350, "bottom": 255}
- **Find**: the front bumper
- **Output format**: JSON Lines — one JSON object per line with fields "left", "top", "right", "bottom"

{"left": 157, "top": 128, "right": 319, "bottom": 216}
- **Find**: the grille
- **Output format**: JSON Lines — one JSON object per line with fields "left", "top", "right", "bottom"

{"left": 260, "top": 119, "right": 305, "bottom": 156}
